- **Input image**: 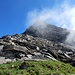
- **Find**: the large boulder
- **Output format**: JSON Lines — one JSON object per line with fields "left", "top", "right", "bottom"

{"left": 19, "top": 62, "right": 28, "bottom": 69}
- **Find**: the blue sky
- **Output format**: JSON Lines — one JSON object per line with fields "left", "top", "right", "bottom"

{"left": 0, "top": 0, "right": 75, "bottom": 37}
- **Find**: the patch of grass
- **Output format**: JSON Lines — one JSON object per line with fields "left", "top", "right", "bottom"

{"left": 0, "top": 60, "right": 75, "bottom": 75}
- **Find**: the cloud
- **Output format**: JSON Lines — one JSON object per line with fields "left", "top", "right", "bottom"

{"left": 26, "top": 1, "right": 75, "bottom": 46}
{"left": 27, "top": 2, "right": 75, "bottom": 29}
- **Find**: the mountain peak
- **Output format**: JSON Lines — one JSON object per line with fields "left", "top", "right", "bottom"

{"left": 23, "top": 23, "right": 69, "bottom": 43}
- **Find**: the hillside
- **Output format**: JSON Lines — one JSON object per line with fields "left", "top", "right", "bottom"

{"left": 0, "top": 23, "right": 75, "bottom": 74}
{"left": 0, "top": 60, "right": 75, "bottom": 75}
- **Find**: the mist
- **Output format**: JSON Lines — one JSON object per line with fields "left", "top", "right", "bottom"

{"left": 26, "top": 1, "right": 75, "bottom": 46}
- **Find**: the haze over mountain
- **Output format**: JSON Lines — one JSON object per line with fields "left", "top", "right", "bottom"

{"left": 24, "top": 21, "right": 69, "bottom": 43}
{"left": 24, "top": 21, "right": 75, "bottom": 47}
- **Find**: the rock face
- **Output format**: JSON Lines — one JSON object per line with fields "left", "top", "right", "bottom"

{"left": 0, "top": 24, "right": 75, "bottom": 66}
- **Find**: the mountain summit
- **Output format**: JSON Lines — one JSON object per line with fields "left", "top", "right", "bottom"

{"left": 23, "top": 22, "right": 69, "bottom": 43}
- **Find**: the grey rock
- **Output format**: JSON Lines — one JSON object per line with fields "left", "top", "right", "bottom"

{"left": 42, "top": 49, "right": 48, "bottom": 52}
{"left": 36, "top": 46, "right": 40, "bottom": 51}
{"left": 44, "top": 55, "right": 57, "bottom": 61}
{"left": 32, "top": 55, "right": 44, "bottom": 59}
{"left": 32, "top": 52, "right": 44, "bottom": 59}
{"left": 4, "top": 51, "right": 15, "bottom": 59}
{"left": 27, "top": 54, "right": 32, "bottom": 59}
{"left": 19, "top": 53, "right": 25, "bottom": 57}
{"left": 3, "top": 45, "right": 28, "bottom": 53}
{"left": 64, "top": 53, "right": 71, "bottom": 59}
{"left": 33, "top": 52, "right": 42, "bottom": 55}
{"left": 0, "top": 57, "right": 6, "bottom": 64}
{"left": 5, "top": 59, "right": 12, "bottom": 63}
{"left": 58, "top": 50, "right": 63, "bottom": 54}
{"left": 44, "top": 52, "right": 53, "bottom": 57}
{"left": 66, "top": 52, "right": 73, "bottom": 55}
{"left": 0, "top": 45, "right": 4, "bottom": 51}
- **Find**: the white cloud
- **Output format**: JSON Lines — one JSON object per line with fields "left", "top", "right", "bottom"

{"left": 26, "top": 1, "right": 75, "bottom": 30}
{"left": 26, "top": 1, "right": 75, "bottom": 45}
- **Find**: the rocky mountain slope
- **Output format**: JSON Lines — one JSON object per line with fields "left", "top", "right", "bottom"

{"left": 0, "top": 23, "right": 75, "bottom": 66}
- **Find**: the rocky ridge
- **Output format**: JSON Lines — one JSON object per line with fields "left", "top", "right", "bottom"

{"left": 0, "top": 24, "right": 75, "bottom": 66}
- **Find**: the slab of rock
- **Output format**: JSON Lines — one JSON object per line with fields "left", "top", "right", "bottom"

{"left": 3, "top": 45, "right": 28, "bottom": 53}
{"left": 5, "top": 58, "right": 12, "bottom": 63}
{"left": 45, "top": 55, "right": 57, "bottom": 61}
{"left": 27, "top": 54, "right": 32, "bottom": 59}
{"left": 0, "top": 57, "right": 5, "bottom": 64}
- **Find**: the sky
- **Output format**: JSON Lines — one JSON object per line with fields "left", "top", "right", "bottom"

{"left": 0, "top": 0, "right": 75, "bottom": 37}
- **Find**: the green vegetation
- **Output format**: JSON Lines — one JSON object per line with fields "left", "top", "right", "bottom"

{"left": 0, "top": 60, "right": 75, "bottom": 75}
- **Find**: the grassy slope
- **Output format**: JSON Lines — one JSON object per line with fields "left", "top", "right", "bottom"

{"left": 0, "top": 60, "right": 75, "bottom": 75}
